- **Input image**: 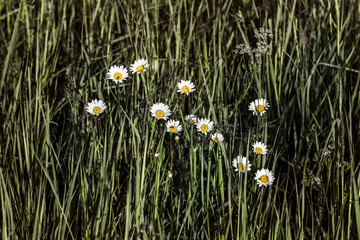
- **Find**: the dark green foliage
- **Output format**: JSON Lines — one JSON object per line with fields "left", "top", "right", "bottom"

{"left": 1, "top": 0, "right": 360, "bottom": 239}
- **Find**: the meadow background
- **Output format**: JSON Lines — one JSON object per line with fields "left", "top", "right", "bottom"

{"left": 1, "top": 0, "right": 360, "bottom": 239}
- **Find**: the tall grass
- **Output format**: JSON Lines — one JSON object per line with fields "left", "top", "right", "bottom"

{"left": 1, "top": 0, "right": 360, "bottom": 239}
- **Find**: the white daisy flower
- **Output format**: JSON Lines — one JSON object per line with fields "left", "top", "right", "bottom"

{"left": 166, "top": 120, "right": 183, "bottom": 134}
{"left": 185, "top": 114, "right": 197, "bottom": 125}
{"left": 248, "top": 98, "right": 270, "bottom": 116}
{"left": 130, "top": 58, "right": 149, "bottom": 74}
{"left": 177, "top": 80, "right": 196, "bottom": 95}
{"left": 232, "top": 156, "right": 251, "bottom": 172}
{"left": 211, "top": 132, "right": 224, "bottom": 143}
{"left": 107, "top": 65, "right": 128, "bottom": 84}
{"left": 168, "top": 171, "right": 173, "bottom": 178}
{"left": 196, "top": 118, "right": 214, "bottom": 135}
{"left": 150, "top": 103, "right": 171, "bottom": 120}
{"left": 252, "top": 141, "right": 268, "bottom": 155}
{"left": 254, "top": 168, "right": 275, "bottom": 187}
{"left": 86, "top": 99, "right": 107, "bottom": 115}
{"left": 185, "top": 115, "right": 197, "bottom": 124}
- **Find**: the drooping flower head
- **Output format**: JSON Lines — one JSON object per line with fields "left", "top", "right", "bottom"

{"left": 232, "top": 156, "right": 251, "bottom": 172}
{"left": 177, "top": 80, "right": 196, "bottom": 95}
{"left": 252, "top": 141, "right": 268, "bottom": 155}
{"left": 185, "top": 115, "right": 198, "bottom": 125}
{"left": 86, "top": 99, "right": 107, "bottom": 115}
{"left": 211, "top": 132, "right": 224, "bottom": 143}
{"left": 166, "top": 120, "right": 183, "bottom": 134}
{"left": 249, "top": 98, "right": 270, "bottom": 116}
{"left": 107, "top": 65, "right": 128, "bottom": 84}
{"left": 254, "top": 168, "right": 275, "bottom": 187}
{"left": 150, "top": 103, "right": 171, "bottom": 120}
{"left": 130, "top": 58, "right": 149, "bottom": 74}
{"left": 196, "top": 118, "right": 214, "bottom": 135}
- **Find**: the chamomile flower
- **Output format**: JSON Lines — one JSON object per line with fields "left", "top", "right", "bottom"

{"left": 211, "top": 132, "right": 224, "bottom": 143}
{"left": 196, "top": 118, "right": 214, "bottom": 135}
{"left": 177, "top": 80, "right": 196, "bottom": 95}
{"left": 252, "top": 141, "right": 268, "bottom": 155}
{"left": 166, "top": 120, "right": 183, "bottom": 134}
{"left": 130, "top": 58, "right": 149, "bottom": 74}
{"left": 86, "top": 99, "right": 107, "bottom": 115}
{"left": 254, "top": 168, "right": 275, "bottom": 187}
{"left": 150, "top": 103, "right": 171, "bottom": 120}
{"left": 232, "top": 156, "right": 251, "bottom": 172}
{"left": 248, "top": 98, "right": 270, "bottom": 116}
{"left": 107, "top": 65, "right": 128, "bottom": 84}
{"left": 185, "top": 115, "right": 197, "bottom": 125}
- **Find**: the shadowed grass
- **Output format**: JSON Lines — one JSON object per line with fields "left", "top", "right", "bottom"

{"left": 1, "top": 0, "right": 360, "bottom": 239}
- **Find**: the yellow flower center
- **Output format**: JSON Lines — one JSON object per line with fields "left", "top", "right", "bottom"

{"left": 155, "top": 110, "right": 165, "bottom": 117}
{"left": 189, "top": 120, "right": 195, "bottom": 124}
{"left": 260, "top": 175, "right": 269, "bottom": 183}
{"left": 181, "top": 85, "right": 190, "bottom": 92}
{"left": 200, "top": 124, "right": 208, "bottom": 132}
{"left": 114, "top": 72, "right": 123, "bottom": 80}
{"left": 93, "top": 106, "right": 101, "bottom": 114}
{"left": 213, "top": 137, "right": 220, "bottom": 142}
{"left": 237, "top": 163, "right": 245, "bottom": 170}
{"left": 256, "top": 147, "right": 263, "bottom": 153}
{"left": 256, "top": 105, "right": 265, "bottom": 111}
{"left": 169, "top": 125, "right": 177, "bottom": 132}
{"left": 136, "top": 65, "right": 144, "bottom": 71}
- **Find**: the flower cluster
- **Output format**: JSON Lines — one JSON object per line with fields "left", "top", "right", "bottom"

{"left": 151, "top": 104, "right": 219, "bottom": 141}
{"left": 234, "top": 28, "right": 272, "bottom": 59}
{"left": 231, "top": 96, "right": 275, "bottom": 187}
{"left": 233, "top": 43, "right": 252, "bottom": 55}
{"left": 232, "top": 139, "right": 274, "bottom": 187}
{"left": 86, "top": 59, "right": 150, "bottom": 115}
{"left": 148, "top": 78, "right": 226, "bottom": 145}
{"left": 85, "top": 56, "right": 276, "bottom": 187}
{"left": 254, "top": 28, "right": 273, "bottom": 40}
{"left": 253, "top": 41, "right": 271, "bottom": 58}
